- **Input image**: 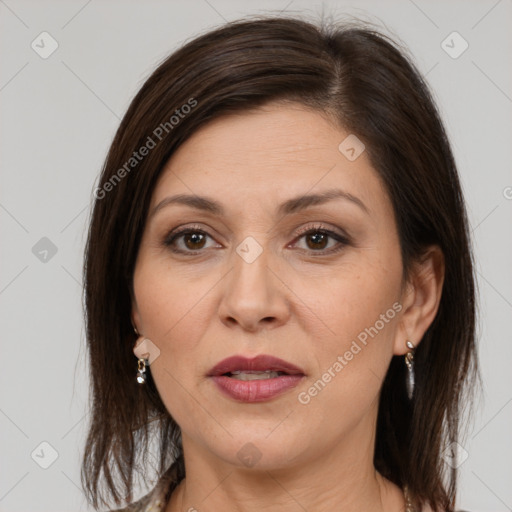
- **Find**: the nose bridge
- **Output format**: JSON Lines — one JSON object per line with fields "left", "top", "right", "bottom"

{"left": 229, "top": 240, "right": 272, "bottom": 306}
{"left": 218, "top": 238, "right": 288, "bottom": 329}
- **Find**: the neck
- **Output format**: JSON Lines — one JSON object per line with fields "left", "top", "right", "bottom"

{"left": 166, "top": 425, "right": 405, "bottom": 512}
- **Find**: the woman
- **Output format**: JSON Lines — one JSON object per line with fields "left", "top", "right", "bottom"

{"left": 81, "top": 15, "right": 479, "bottom": 512}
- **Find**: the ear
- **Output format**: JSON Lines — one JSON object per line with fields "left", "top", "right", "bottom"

{"left": 394, "top": 245, "right": 445, "bottom": 355}
{"left": 129, "top": 280, "right": 140, "bottom": 333}
{"left": 131, "top": 301, "right": 143, "bottom": 357}
{"left": 131, "top": 309, "right": 141, "bottom": 333}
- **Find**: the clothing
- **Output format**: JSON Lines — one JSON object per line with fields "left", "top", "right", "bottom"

{"left": 110, "top": 462, "right": 468, "bottom": 512}
{"left": 111, "top": 461, "right": 180, "bottom": 512}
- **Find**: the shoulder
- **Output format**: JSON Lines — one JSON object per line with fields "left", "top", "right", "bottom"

{"left": 108, "top": 493, "right": 164, "bottom": 512}
{"left": 421, "top": 503, "right": 472, "bottom": 512}
{"left": 107, "top": 461, "right": 181, "bottom": 512}
{"left": 422, "top": 505, "right": 472, "bottom": 512}
{"left": 108, "top": 495, "right": 153, "bottom": 512}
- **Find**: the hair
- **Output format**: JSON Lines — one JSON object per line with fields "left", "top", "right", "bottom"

{"left": 81, "top": 14, "right": 480, "bottom": 512}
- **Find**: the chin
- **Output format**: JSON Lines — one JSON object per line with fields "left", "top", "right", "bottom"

{"left": 203, "top": 429, "right": 310, "bottom": 471}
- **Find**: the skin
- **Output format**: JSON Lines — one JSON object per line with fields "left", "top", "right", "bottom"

{"left": 131, "top": 102, "right": 444, "bottom": 512}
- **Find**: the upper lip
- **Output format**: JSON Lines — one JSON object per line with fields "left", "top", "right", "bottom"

{"left": 208, "top": 355, "right": 306, "bottom": 376}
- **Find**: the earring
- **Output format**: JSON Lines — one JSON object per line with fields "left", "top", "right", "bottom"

{"left": 133, "top": 326, "right": 148, "bottom": 384}
{"left": 405, "top": 340, "right": 415, "bottom": 400}
{"left": 136, "top": 357, "right": 148, "bottom": 384}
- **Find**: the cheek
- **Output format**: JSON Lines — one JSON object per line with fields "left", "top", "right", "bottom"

{"left": 134, "top": 253, "right": 209, "bottom": 346}
{"left": 133, "top": 257, "right": 218, "bottom": 414}
{"left": 294, "top": 253, "right": 402, "bottom": 409}
{"left": 296, "top": 254, "right": 402, "bottom": 350}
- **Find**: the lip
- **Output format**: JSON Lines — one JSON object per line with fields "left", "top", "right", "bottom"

{"left": 207, "top": 354, "right": 306, "bottom": 377}
{"left": 207, "top": 355, "right": 306, "bottom": 403}
{"left": 210, "top": 375, "right": 305, "bottom": 403}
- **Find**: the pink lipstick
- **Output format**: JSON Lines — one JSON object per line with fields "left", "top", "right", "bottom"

{"left": 208, "top": 354, "right": 305, "bottom": 403}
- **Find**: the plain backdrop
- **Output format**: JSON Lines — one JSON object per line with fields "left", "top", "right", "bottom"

{"left": 1, "top": 1, "right": 511, "bottom": 511}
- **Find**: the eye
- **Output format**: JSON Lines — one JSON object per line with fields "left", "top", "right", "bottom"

{"left": 163, "top": 223, "right": 350, "bottom": 256}
{"left": 163, "top": 226, "right": 220, "bottom": 254}
{"left": 291, "top": 224, "right": 349, "bottom": 254}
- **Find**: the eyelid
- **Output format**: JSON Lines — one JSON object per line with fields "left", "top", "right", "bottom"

{"left": 163, "top": 222, "right": 350, "bottom": 254}
{"left": 163, "top": 224, "right": 219, "bottom": 249}
{"left": 288, "top": 223, "right": 351, "bottom": 254}
{"left": 292, "top": 222, "right": 348, "bottom": 239}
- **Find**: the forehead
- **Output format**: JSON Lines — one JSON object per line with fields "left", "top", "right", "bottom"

{"left": 151, "top": 103, "right": 388, "bottom": 217}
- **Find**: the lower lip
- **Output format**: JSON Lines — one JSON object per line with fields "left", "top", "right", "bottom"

{"left": 210, "top": 374, "right": 304, "bottom": 403}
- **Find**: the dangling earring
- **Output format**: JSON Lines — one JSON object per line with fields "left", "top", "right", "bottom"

{"left": 136, "top": 358, "right": 148, "bottom": 384}
{"left": 133, "top": 324, "right": 148, "bottom": 385}
{"left": 405, "top": 340, "right": 416, "bottom": 400}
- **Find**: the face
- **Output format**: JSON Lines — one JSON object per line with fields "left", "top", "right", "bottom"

{"left": 132, "top": 102, "right": 409, "bottom": 471}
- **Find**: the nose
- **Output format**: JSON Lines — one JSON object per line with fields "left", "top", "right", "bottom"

{"left": 218, "top": 247, "right": 291, "bottom": 332}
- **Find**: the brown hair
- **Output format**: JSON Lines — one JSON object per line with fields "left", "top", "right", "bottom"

{"left": 81, "top": 15, "right": 480, "bottom": 511}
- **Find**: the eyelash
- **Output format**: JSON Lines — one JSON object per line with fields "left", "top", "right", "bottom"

{"left": 163, "top": 223, "right": 350, "bottom": 256}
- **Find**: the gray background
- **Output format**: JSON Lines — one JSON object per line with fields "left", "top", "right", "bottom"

{"left": 1, "top": 1, "right": 511, "bottom": 511}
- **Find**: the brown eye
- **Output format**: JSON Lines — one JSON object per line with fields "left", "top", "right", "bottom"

{"left": 164, "top": 228, "right": 219, "bottom": 254}
{"left": 292, "top": 227, "right": 349, "bottom": 255}
{"left": 305, "top": 232, "right": 329, "bottom": 250}
{"left": 183, "top": 232, "right": 206, "bottom": 250}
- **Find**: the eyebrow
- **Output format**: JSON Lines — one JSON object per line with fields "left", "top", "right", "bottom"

{"left": 149, "top": 188, "right": 370, "bottom": 220}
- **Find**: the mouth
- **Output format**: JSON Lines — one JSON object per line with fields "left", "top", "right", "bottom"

{"left": 207, "top": 354, "right": 306, "bottom": 378}
{"left": 207, "top": 355, "right": 306, "bottom": 403}
{"left": 224, "top": 370, "right": 288, "bottom": 380}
